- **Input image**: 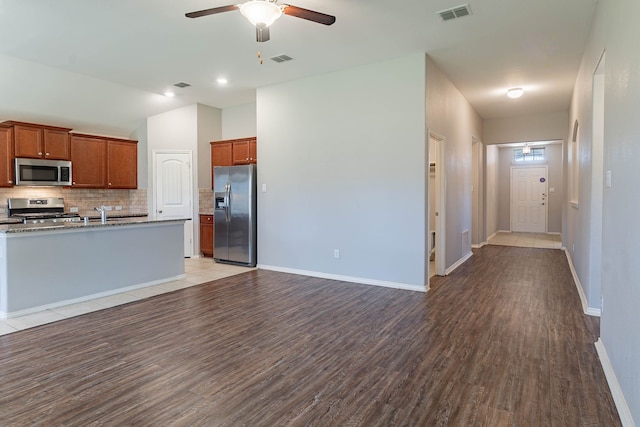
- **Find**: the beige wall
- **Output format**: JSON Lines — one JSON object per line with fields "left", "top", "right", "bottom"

{"left": 484, "top": 111, "right": 568, "bottom": 144}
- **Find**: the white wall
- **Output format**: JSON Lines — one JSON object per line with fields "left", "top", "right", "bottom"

{"left": 221, "top": 103, "right": 257, "bottom": 140}
{"left": 484, "top": 111, "right": 569, "bottom": 144}
{"left": 568, "top": 0, "right": 640, "bottom": 423}
{"left": 426, "top": 56, "right": 483, "bottom": 268}
{"left": 257, "top": 54, "right": 427, "bottom": 289}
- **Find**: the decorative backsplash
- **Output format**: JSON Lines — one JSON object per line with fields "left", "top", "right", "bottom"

{"left": 0, "top": 188, "right": 148, "bottom": 217}
{"left": 199, "top": 188, "right": 213, "bottom": 214}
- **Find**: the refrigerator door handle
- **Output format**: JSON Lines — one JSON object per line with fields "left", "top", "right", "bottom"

{"left": 225, "top": 182, "right": 231, "bottom": 223}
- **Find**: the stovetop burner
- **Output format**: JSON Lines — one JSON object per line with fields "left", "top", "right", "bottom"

{"left": 8, "top": 197, "right": 81, "bottom": 224}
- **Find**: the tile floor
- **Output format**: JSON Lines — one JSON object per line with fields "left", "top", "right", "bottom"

{"left": 487, "top": 231, "right": 563, "bottom": 249}
{"left": 0, "top": 258, "right": 254, "bottom": 336}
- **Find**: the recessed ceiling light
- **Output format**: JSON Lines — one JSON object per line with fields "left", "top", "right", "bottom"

{"left": 164, "top": 90, "right": 175, "bottom": 97}
{"left": 217, "top": 78, "right": 228, "bottom": 85}
{"left": 507, "top": 87, "right": 524, "bottom": 98}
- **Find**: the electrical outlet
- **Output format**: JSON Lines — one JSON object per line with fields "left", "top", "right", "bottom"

{"left": 104, "top": 206, "right": 113, "bottom": 211}
{"left": 334, "top": 249, "right": 340, "bottom": 259}
{"left": 115, "top": 206, "right": 123, "bottom": 211}
{"left": 69, "top": 207, "right": 79, "bottom": 213}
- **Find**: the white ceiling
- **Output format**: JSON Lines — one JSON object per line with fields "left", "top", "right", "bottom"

{"left": 0, "top": 0, "right": 598, "bottom": 128}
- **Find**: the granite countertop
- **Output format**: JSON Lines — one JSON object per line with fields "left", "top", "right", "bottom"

{"left": 0, "top": 216, "right": 191, "bottom": 234}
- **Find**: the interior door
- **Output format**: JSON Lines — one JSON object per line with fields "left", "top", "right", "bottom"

{"left": 154, "top": 152, "right": 193, "bottom": 257}
{"left": 511, "top": 166, "right": 547, "bottom": 233}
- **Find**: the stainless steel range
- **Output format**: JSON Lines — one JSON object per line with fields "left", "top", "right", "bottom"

{"left": 8, "top": 197, "right": 81, "bottom": 224}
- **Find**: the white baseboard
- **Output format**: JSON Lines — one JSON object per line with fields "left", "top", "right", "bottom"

{"left": 471, "top": 242, "right": 487, "bottom": 249}
{"left": 487, "top": 231, "right": 497, "bottom": 241}
{"left": 257, "top": 265, "right": 426, "bottom": 293}
{"left": 564, "top": 248, "right": 600, "bottom": 317}
{"left": 0, "top": 274, "right": 186, "bottom": 319}
{"left": 445, "top": 251, "right": 473, "bottom": 275}
{"left": 594, "top": 338, "right": 636, "bottom": 427}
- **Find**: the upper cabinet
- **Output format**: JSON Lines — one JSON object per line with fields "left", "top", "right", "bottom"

{"left": 231, "top": 138, "right": 257, "bottom": 165}
{"left": 0, "top": 125, "right": 14, "bottom": 187}
{"left": 70, "top": 135, "right": 107, "bottom": 188}
{"left": 4, "top": 122, "right": 71, "bottom": 160}
{"left": 107, "top": 139, "right": 137, "bottom": 189}
{"left": 70, "top": 134, "right": 137, "bottom": 189}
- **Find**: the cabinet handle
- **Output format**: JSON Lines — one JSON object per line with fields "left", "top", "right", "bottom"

{"left": 45, "top": 152, "right": 50, "bottom": 156}
{"left": 8, "top": 180, "right": 12, "bottom": 183}
{"left": 38, "top": 152, "right": 42, "bottom": 156}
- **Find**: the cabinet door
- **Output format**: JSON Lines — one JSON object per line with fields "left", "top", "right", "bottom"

{"left": 70, "top": 136, "right": 107, "bottom": 188}
{"left": 13, "top": 125, "right": 43, "bottom": 158}
{"left": 249, "top": 138, "right": 257, "bottom": 164}
{"left": 211, "top": 142, "right": 233, "bottom": 188}
{"left": 107, "top": 140, "right": 137, "bottom": 189}
{"left": 43, "top": 129, "right": 70, "bottom": 160}
{"left": 200, "top": 214, "right": 214, "bottom": 257}
{"left": 0, "top": 127, "right": 14, "bottom": 187}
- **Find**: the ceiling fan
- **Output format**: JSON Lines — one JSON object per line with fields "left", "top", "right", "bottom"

{"left": 186, "top": 0, "right": 336, "bottom": 42}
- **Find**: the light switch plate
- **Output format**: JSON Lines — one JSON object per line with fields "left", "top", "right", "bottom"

{"left": 261, "top": 184, "right": 267, "bottom": 193}
{"left": 606, "top": 170, "right": 612, "bottom": 188}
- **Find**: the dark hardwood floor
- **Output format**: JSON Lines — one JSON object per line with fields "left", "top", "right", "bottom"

{"left": 0, "top": 246, "right": 620, "bottom": 426}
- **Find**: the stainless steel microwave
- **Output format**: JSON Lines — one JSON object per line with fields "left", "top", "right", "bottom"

{"left": 14, "top": 158, "right": 72, "bottom": 186}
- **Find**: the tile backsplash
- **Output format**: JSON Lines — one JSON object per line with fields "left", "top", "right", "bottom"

{"left": 0, "top": 188, "right": 148, "bottom": 217}
{"left": 199, "top": 188, "right": 213, "bottom": 214}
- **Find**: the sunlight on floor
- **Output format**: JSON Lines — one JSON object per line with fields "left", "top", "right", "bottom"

{"left": 0, "top": 258, "right": 254, "bottom": 336}
{"left": 488, "top": 231, "right": 562, "bottom": 249}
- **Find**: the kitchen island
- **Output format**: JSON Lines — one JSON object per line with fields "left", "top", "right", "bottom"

{"left": 0, "top": 217, "right": 189, "bottom": 318}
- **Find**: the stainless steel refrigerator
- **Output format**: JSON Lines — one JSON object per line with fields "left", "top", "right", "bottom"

{"left": 213, "top": 164, "right": 257, "bottom": 267}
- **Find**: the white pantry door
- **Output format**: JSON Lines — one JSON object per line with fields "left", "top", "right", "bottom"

{"left": 511, "top": 166, "right": 547, "bottom": 233}
{"left": 154, "top": 151, "right": 193, "bottom": 257}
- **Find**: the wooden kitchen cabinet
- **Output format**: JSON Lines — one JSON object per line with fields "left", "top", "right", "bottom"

{"left": 70, "top": 134, "right": 137, "bottom": 189}
{"left": 210, "top": 142, "right": 233, "bottom": 188}
{"left": 107, "top": 139, "right": 137, "bottom": 189}
{"left": 70, "top": 135, "right": 107, "bottom": 188}
{"left": 0, "top": 125, "right": 15, "bottom": 187}
{"left": 5, "top": 122, "right": 71, "bottom": 160}
{"left": 210, "top": 137, "right": 257, "bottom": 188}
{"left": 232, "top": 138, "right": 257, "bottom": 165}
{"left": 200, "top": 214, "right": 214, "bottom": 257}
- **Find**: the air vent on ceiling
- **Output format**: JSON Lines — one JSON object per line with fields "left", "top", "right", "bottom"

{"left": 173, "top": 82, "right": 191, "bottom": 88}
{"left": 437, "top": 4, "right": 471, "bottom": 21}
{"left": 270, "top": 54, "right": 293, "bottom": 63}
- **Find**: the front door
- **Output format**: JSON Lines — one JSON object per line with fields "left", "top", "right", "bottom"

{"left": 511, "top": 166, "right": 547, "bottom": 233}
{"left": 154, "top": 151, "right": 193, "bottom": 257}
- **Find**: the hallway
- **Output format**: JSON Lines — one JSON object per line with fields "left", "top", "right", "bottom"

{"left": 488, "top": 231, "right": 562, "bottom": 249}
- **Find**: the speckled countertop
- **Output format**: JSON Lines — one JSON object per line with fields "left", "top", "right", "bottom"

{"left": 0, "top": 216, "right": 190, "bottom": 234}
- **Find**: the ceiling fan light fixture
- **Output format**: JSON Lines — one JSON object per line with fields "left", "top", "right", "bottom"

{"left": 522, "top": 143, "right": 531, "bottom": 154}
{"left": 507, "top": 87, "right": 524, "bottom": 99}
{"left": 240, "top": 0, "right": 283, "bottom": 27}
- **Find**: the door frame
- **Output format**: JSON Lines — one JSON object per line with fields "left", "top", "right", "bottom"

{"left": 152, "top": 149, "right": 195, "bottom": 257}
{"left": 428, "top": 130, "right": 447, "bottom": 280}
{"left": 510, "top": 165, "right": 548, "bottom": 233}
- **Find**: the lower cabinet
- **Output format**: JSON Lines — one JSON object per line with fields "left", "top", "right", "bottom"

{"left": 200, "top": 214, "right": 214, "bottom": 257}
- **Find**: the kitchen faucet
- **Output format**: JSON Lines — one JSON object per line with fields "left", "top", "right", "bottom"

{"left": 95, "top": 206, "right": 107, "bottom": 224}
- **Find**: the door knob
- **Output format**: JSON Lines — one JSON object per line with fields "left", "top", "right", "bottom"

{"left": 158, "top": 210, "right": 163, "bottom": 214}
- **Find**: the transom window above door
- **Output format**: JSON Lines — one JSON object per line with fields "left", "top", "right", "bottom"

{"left": 514, "top": 147, "right": 545, "bottom": 162}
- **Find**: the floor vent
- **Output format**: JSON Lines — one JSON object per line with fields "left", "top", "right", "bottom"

{"left": 173, "top": 82, "right": 191, "bottom": 88}
{"left": 437, "top": 4, "right": 472, "bottom": 21}
{"left": 271, "top": 54, "right": 293, "bottom": 63}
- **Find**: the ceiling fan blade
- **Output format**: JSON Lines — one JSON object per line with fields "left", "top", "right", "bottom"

{"left": 256, "top": 25, "right": 270, "bottom": 43}
{"left": 185, "top": 5, "right": 239, "bottom": 19}
{"left": 282, "top": 5, "right": 336, "bottom": 25}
